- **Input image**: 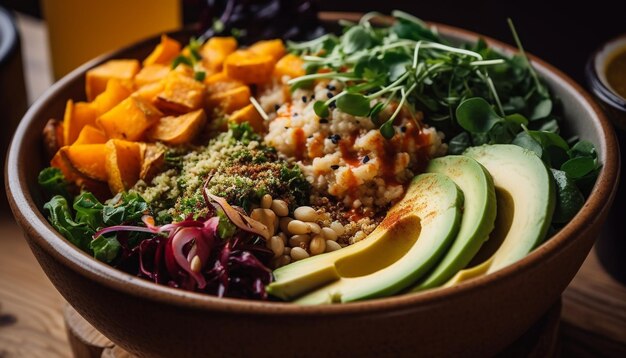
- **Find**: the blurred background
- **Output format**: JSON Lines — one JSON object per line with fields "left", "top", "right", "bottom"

{"left": 0, "top": 0, "right": 624, "bottom": 356}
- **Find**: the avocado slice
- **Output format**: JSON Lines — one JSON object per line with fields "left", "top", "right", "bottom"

{"left": 266, "top": 173, "right": 463, "bottom": 303}
{"left": 463, "top": 144, "right": 556, "bottom": 274}
{"left": 412, "top": 156, "right": 497, "bottom": 291}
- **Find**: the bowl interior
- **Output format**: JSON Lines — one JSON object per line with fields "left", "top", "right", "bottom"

{"left": 6, "top": 22, "right": 618, "bottom": 313}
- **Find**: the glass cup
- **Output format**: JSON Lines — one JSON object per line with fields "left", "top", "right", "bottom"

{"left": 586, "top": 34, "right": 626, "bottom": 285}
{"left": 41, "top": 0, "right": 181, "bottom": 79}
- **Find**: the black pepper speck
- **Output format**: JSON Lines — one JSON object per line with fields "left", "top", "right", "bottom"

{"left": 319, "top": 118, "right": 329, "bottom": 124}
{"left": 302, "top": 96, "right": 307, "bottom": 103}
{"left": 363, "top": 155, "right": 370, "bottom": 163}
{"left": 330, "top": 165, "right": 340, "bottom": 170}
{"left": 274, "top": 104, "right": 280, "bottom": 111}
{"left": 327, "top": 92, "right": 334, "bottom": 99}
{"left": 327, "top": 84, "right": 336, "bottom": 91}
{"left": 400, "top": 126, "right": 407, "bottom": 133}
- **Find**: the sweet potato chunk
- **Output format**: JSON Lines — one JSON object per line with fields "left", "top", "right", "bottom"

{"left": 105, "top": 139, "right": 142, "bottom": 193}
{"left": 43, "top": 118, "right": 64, "bottom": 159}
{"left": 155, "top": 70, "right": 206, "bottom": 113}
{"left": 51, "top": 147, "right": 79, "bottom": 182}
{"left": 207, "top": 86, "right": 251, "bottom": 114}
{"left": 224, "top": 50, "right": 275, "bottom": 84}
{"left": 139, "top": 143, "right": 165, "bottom": 181}
{"left": 147, "top": 109, "right": 207, "bottom": 145}
{"left": 63, "top": 99, "right": 98, "bottom": 145}
{"left": 201, "top": 36, "right": 237, "bottom": 72}
{"left": 86, "top": 59, "right": 140, "bottom": 101}
{"left": 249, "top": 39, "right": 286, "bottom": 63}
{"left": 97, "top": 96, "right": 162, "bottom": 141}
{"left": 134, "top": 81, "right": 164, "bottom": 103}
{"left": 134, "top": 64, "right": 170, "bottom": 88}
{"left": 274, "top": 54, "right": 305, "bottom": 79}
{"left": 143, "top": 35, "right": 181, "bottom": 67}
{"left": 65, "top": 144, "right": 108, "bottom": 181}
{"left": 50, "top": 148, "right": 109, "bottom": 198}
{"left": 74, "top": 125, "right": 107, "bottom": 145}
{"left": 228, "top": 104, "right": 265, "bottom": 133}
{"left": 204, "top": 72, "right": 244, "bottom": 95}
{"left": 92, "top": 79, "right": 132, "bottom": 116}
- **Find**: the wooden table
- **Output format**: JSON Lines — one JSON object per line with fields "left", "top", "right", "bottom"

{"left": 1, "top": 13, "right": 625, "bottom": 358}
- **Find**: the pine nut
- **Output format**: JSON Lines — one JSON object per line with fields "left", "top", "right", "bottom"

{"left": 325, "top": 240, "right": 342, "bottom": 252}
{"left": 274, "top": 255, "right": 291, "bottom": 268}
{"left": 261, "top": 194, "right": 273, "bottom": 209}
{"left": 251, "top": 208, "right": 277, "bottom": 236}
{"left": 271, "top": 199, "right": 289, "bottom": 217}
{"left": 190, "top": 255, "right": 202, "bottom": 272}
{"left": 321, "top": 227, "right": 338, "bottom": 241}
{"left": 287, "top": 219, "right": 311, "bottom": 235}
{"left": 309, "top": 235, "right": 326, "bottom": 255}
{"left": 279, "top": 217, "right": 293, "bottom": 233}
{"left": 294, "top": 206, "right": 318, "bottom": 222}
{"left": 290, "top": 247, "right": 310, "bottom": 261}
{"left": 308, "top": 222, "right": 321, "bottom": 234}
{"left": 269, "top": 235, "right": 284, "bottom": 258}
{"left": 330, "top": 221, "right": 345, "bottom": 236}
{"left": 288, "top": 234, "right": 311, "bottom": 248}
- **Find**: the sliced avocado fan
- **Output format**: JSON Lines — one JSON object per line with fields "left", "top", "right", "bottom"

{"left": 451, "top": 144, "right": 556, "bottom": 280}
{"left": 266, "top": 173, "right": 463, "bottom": 304}
{"left": 412, "top": 156, "right": 497, "bottom": 291}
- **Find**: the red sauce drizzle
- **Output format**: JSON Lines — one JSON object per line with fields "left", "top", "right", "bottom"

{"left": 293, "top": 127, "right": 307, "bottom": 161}
{"left": 339, "top": 134, "right": 360, "bottom": 167}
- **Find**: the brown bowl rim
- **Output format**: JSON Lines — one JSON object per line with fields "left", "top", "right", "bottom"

{"left": 6, "top": 14, "right": 619, "bottom": 316}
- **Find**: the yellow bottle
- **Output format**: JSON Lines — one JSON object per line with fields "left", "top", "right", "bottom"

{"left": 42, "top": 0, "right": 181, "bottom": 79}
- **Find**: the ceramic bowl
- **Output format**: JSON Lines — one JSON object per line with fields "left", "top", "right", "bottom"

{"left": 5, "top": 19, "right": 619, "bottom": 357}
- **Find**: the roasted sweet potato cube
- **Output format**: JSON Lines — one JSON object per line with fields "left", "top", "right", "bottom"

{"left": 147, "top": 109, "right": 207, "bottom": 145}
{"left": 228, "top": 104, "right": 265, "bottom": 133}
{"left": 105, "top": 139, "right": 142, "bottom": 193}
{"left": 86, "top": 59, "right": 140, "bottom": 101}
{"left": 92, "top": 79, "right": 132, "bottom": 116}
{"left": 43, "top": 118, "right": 64, "bottom": 159}
{"left": 143, "top": 35, "right": 182, "bottom": 67}
{"left": 50, "top": 147, "right": 79, "bottom": 182}
{"left": 207, "top": 86, "right": 251, "bottom": 114}
{"left": 204, "top": 72, "right": 244, "bottom": 95}
{"left": 201, "top": 36, "right": 237, "bottom": 72}
{"left": 249, "top": 39, "right": 286, "bottom": 63}
{"left": 65, "top": 144, "right": 108, "bottom": 181}
{"left": 224, "top": 50, "right": 275, "bottom": 84}
{"left": 74, "top": 125, "right": 107, "bottom": 145}
{"left": 139, "top": 143, "right": 166, "bottom": 181}
{"left": 97, "top": 96, "right": 162, "bottom": 141}
{"left": 274, "top": 54, "right": 305, "bottom": 79}
{"left": 63, "top": 99, "right": 98, "bottom": 145}
{"left": 134, "top": 64, "right": 170, "bottom": 88}
{"left": 50, "top": 147, "right": 109, "bottom": 198}
{"left": 155, "top": 71, "right": 206, "bottom": 113}
{"left": 134, "top": 81, "right": 164, "bottom": 103}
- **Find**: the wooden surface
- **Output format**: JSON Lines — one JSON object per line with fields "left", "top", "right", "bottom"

{"left": 0, "top": 12, "right": 625, "bottom": 358}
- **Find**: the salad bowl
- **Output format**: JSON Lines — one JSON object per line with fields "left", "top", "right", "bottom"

{"left": 5, "top": 17, "right": 619, "bottom": 357}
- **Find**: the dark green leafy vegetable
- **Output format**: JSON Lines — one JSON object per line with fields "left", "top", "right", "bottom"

{"left": 43, "top": 196, "right": 94, "bottom": 252}
{"left": 551, "top": 169, "right": 585, "bottom": 224}
{"left": 43, "top": 191, "right": 152, "bottom": 263}
{"left": 90, "top": 235, "right": 121, "bottom": 263}
{"left": 38, "top": 167, "right": 70, "bottom": 200}
{"left": 336, "top": 93, "right": 371, "bottom": 116}
{"left": 456, "top": 98, "right": 503, "bottom": 133}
